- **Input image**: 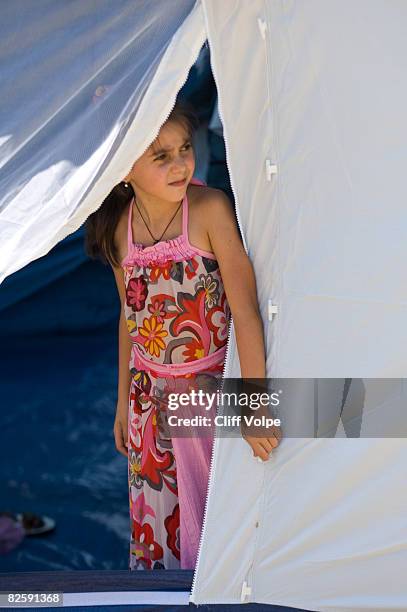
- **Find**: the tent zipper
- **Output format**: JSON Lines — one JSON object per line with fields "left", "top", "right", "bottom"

{"left": 191, "top": 4, "right": 275, "bottom": 602}
{"left": 190, "top": 33, "right": 249, "bottom": 605}
{"left": 128, "top": 36, "right": 214, "bottom": 591}
{"left": 190, "top": 5, "right": 275, "bottom": 597}
{"left": 143, "top": 38, "right": 240, "bottom": 600}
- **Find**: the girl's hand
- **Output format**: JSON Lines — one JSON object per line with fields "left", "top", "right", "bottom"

{"left": 240, "top": 403, "right": 283, "bottom": 461}
{"left": 242, "top": 429, "right": 281, "bottom": 462}
{"left": 237, "top": 380, "right": 283, "bottom": 461}
{"left": 113, "top": 403, "right": 128, "bottom": 458}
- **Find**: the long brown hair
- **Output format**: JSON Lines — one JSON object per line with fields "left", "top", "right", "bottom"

{"left": 84, "top": 99, "right": 199, "bottom": 268}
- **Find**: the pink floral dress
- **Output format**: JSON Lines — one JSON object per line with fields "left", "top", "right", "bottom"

{"left": 121, "top": 177, "right": 231, "bottom": 570}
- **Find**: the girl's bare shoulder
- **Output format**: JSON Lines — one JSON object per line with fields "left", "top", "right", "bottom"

{"left": 188, "top": 183, "right": 234, "bottom": 226}
{"left": 187, "top": 183, "right": 231, "bottom": 213}
{"left": 187, "top": 183, "right": 234, "bottom": 252}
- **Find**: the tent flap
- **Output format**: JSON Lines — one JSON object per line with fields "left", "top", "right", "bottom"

{"left": 0, "top": 0, "right": 205, "bottom": 283}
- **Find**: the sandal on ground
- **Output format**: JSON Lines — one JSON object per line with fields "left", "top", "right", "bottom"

{"left": 0, "top": 512, "right": 56, "bottom": 536}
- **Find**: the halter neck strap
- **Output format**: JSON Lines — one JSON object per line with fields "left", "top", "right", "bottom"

{"left": 127, "top": 176, "right": 207, "bottom": 250}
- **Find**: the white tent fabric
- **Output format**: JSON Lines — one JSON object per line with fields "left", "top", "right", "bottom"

{"left": 2, "top": 1, "right": 407, "bottom": 611}
{"left": 191, "top": 1, "right": 407, "bottom": 610}
{"left": 0, "top": 0, "right": 205, "bottom": 282}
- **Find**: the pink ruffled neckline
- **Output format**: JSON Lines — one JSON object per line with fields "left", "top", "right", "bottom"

{"left": 121, "top": 178, "right": 217, "bottom": 267}
{"left": 122, "top": 233, "right": 206, "bottom": 267}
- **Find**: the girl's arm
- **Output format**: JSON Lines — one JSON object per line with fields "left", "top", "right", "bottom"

{"left": 206, "top": 191, "right": 266, "bottom": 379}
{"left": 206, "top": 190, "right": 281, "bottom": 461}
{"left": 111, "top": 264, "right": 132, "bottom": 457}
{"left": 117, "top": 309, "right": 132, "bottom": 410}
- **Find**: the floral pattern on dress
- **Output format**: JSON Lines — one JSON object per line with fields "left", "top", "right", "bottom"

{"left": 122, "top": 180, "right": 231, "bottom": 570}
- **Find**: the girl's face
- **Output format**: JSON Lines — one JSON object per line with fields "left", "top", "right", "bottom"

{"left": 127, "top": 120, "right": 195, "bottom": 203}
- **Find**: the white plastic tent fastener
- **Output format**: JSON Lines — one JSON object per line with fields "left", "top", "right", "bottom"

{"left": 257, "top": 17, "right": 267, "bottom": 40}
{"left": 265, "top": 159, "right": 278, "bottom": 181}
{"left": 240, "top": 581, "right": 252, "bottom": 602}
{"left": 268, "top": 301, "right": 278, "bottom": 320}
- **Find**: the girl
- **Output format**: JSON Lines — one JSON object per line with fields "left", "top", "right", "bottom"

{"left": 85, "top": 100, "right": 280, "bottom": 571}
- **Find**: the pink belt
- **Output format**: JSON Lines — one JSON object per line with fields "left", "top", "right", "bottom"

{"left": 130, "top": 344, "right": 227, "bottom": 376}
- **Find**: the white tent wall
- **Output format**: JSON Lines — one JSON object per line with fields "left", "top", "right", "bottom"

{"left": 0, "top": 0, "right": 206, "bottom": 283}
{"left": 191, "top": 1, "right": 407, "bottom": 610}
